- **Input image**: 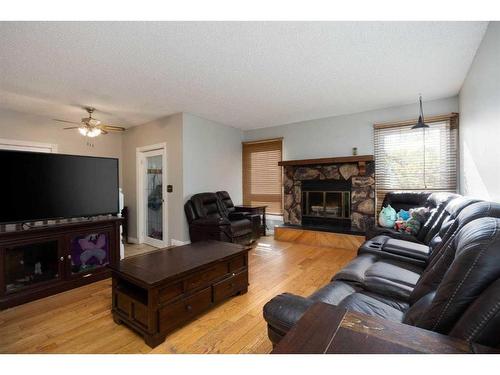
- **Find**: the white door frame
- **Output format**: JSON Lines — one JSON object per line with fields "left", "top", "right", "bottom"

{"left": 136, "top": 143, "right": 168, "bottom": 248}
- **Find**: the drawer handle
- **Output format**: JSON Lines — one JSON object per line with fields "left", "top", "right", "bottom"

{"left": 186, "top": 304, "right": 193, "bottom": 311}
{"left": 231, "top": 273, "right": 236, "bottom": 277}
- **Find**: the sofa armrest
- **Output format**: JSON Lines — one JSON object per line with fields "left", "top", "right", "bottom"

{"left": 191, "top": 217, "right": 231, "bottom": 227}
{"left": 228, "top": 212, "right": 248, "bottom": 221}
{"left": 271, "top": 302, "right": 499, "bottom": 354}
{"left": 263, "top": 293, "right": 314, "bottom": 335}
{"left": 365, "top": 226, "right": 421, "bottom": 243}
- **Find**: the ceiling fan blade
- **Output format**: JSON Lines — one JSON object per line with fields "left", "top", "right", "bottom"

{"left": 63, "top": 126, "right": 81, "bottom": 130}
{"left": 53, "top": 119, "right": 81, "bottom": 125}
{"left": 100, "top": 129, "right": 109, "bottom": 135}
{"left": 100, "top": 125, "right": 126, "bottom": 132}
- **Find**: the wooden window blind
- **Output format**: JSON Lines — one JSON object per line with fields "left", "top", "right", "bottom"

{"left": 374, "top": 113, "right": 459, "bottom": 211}
{"left": 242, "top": 138, "right": 283, "bottom": 215}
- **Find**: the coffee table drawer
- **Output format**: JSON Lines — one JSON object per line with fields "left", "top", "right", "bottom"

{"left": 185, "top": 262, "right": 228, "bottom": 291}
{"left": 213, "top": 270, "right": 248, "bottom": 303}
{"left": 229, "top": 255, "right": 246, "bottom": 272}
{"left": 158, "top": 287, "right": 212, "bottom": 333}
{"left": 159, "top": 281, "right": 183, "bottom": 304}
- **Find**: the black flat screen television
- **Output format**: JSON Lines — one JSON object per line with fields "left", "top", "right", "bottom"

{"left": 0, "top": 150, "right": 119, "bottom": 224}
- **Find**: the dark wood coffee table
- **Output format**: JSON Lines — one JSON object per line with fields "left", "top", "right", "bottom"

{"left": 109, "top": 240, "right": 249, "bottom": 347}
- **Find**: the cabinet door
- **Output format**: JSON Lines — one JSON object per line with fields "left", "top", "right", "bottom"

{"left": 2, "top": 237, "right": 65, "bottom": 296}
{"left": 66, "top": 229, "right": 112, "bottom": 278}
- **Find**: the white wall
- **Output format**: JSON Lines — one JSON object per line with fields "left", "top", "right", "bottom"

{"left": 459, "top": 22, "right": 500, "bottom": 202}
{"left": 243, "top": 97, "right": 459, "bottom": 161}
{"left": 0, "top": 108, "right": 123, "bottom": 184}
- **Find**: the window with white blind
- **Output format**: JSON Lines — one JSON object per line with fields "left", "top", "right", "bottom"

{"left": 374, "top": 113, "right": 458, "bottom": 210}
{"left": 242, "top": 138, "right": 283, "bottom": 215}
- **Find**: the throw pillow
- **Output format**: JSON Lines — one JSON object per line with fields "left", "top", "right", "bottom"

{"left": 378, "top": 205, "right": 397, "bottom": 228}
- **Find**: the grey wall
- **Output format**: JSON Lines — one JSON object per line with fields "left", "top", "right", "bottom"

{"left": 121, "top": 113, "right": 185, "bottom": 242}
{"left": 0, "top": 108, "right": 123, "bottom": 184}
{"left": 243, "top": 97, "right": 459, "bottom": 161}
{"left": 459, "top": 22, "right": 500, "bottom": 202}
{"left": 182, "top": 113, "right": 243, "bottom": 239}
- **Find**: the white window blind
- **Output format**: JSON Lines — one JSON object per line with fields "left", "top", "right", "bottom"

{"left": 374, "top": 114, "right": 458, "bottom": 209}
{"left": 242, "top": 138, "right": 283, "bottom": 215}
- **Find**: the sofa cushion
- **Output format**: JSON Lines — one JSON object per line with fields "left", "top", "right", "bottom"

{"left": 338, "top": 292, "right": 406, "bottom": 322}
{"left": 230, "top": 218, "right": 253, "bottom": 237}
{"left": 309, "top": 279, "right": 360, "bottom": 305}
{"left": 364, "top": 259, "right": 422, "bottom": 287}
{"left": 333, "top": 254, "right": 423, "bottom": 300}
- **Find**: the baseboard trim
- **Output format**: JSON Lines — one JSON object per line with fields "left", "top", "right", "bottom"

{"left": 127, "top": 236, "right": 139, "bottom": 244}
{"left": 171, "top": 239, "right": 191, "bottom": 246}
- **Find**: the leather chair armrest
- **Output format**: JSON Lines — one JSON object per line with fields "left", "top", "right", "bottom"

{"left": 365, "top": 226, "right": 421, "bottom": 243}
{"left": 191, "top": 217, "right": 231, "bottom": 227}
{"left": 263, "top": 293, "right": 314, "bottom": 335}
{"left": 234, "top": 206, "right": 254, "bottom": 213}
{"left": 228, "top": 212, "right": 249, "bottom": 221}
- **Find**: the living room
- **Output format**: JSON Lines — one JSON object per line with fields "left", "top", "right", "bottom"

{"left": 1, "top": 1, "right": 500, "bottom": 373}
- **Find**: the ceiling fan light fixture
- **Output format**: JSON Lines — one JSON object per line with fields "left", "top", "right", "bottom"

{"left": 78, "top": 127, "right": 89, "bottom": 136}
{"left": 87, "top": 128, "right": 102, "bottom": 138}
{"left": 78, "top": 126, "right": 101, "bottom": 137}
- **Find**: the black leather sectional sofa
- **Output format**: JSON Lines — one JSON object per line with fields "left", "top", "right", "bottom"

{"left": 263, "top": 192, "right": 500, "bottom": 349}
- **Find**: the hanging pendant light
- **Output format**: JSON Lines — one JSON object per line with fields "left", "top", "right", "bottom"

{"left": 412, "top": 95, "right": 429, "bottom": 129}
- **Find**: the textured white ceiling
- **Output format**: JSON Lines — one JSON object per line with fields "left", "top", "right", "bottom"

{"left": 0, "top": 22, "right": 488, "bottom": 130}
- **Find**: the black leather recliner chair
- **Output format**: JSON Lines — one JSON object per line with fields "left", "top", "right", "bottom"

{"left": 216, "top": 191, "right": 262, "bottom": 240}
{"left": 263, "top": 197, "right": 500, "bottom": 349}
{"left": 184, "top": 192, "right": 259, "bottom": 245}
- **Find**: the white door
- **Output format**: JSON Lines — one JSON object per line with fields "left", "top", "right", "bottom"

{"left": 138, "top": 147, "right": 168, "bottom": 248}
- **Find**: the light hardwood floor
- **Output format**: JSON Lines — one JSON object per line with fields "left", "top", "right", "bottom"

{"left": 0, "top": 236, "right": 357, "bottom": 354}
{"left": 124, "top": 242, "right": 157, "bottom": 258}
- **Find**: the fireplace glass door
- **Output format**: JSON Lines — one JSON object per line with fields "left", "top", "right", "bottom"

{"left": 302, "top": 191, "right": 350, "bottom": 219}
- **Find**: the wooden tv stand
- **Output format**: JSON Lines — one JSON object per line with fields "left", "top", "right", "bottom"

{"left": 0, "top": 217, "right": 122, "bottom": 310}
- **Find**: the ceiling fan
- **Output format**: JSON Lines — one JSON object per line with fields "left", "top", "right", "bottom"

{"left": 54, "top": 107, "right": 125, "bottom": 137}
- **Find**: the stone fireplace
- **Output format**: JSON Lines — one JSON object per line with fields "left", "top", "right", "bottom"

{"left": 281, "top": 156, "right": 375, "bottom": 233}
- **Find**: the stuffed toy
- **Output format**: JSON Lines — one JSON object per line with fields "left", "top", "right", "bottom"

{"left": 396, "top": 207, "right": 430, "bottom": 236}
{"left": 397, "top": 209, "right": 410, "bottom": 221}
{"left": 378, "top": 205, "right": 397, "bottom": 228}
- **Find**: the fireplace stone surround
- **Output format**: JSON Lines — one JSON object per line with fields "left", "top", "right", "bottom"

{"left": 281, "top": 156, "right": 375, "bottom": 233}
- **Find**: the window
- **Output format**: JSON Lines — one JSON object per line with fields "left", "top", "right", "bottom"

{"left": 374, "top": 113, "right": 458, "bottom": 210}
{"left": 242, "top": 138, "right": 283, "bottom": 215}
{"left": 0, "top": 138, "right": 58, "bottom": 153}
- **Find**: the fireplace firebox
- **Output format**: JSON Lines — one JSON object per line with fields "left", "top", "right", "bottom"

{"left": 301, "top": 180, "right": 352, "bottom": 229}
